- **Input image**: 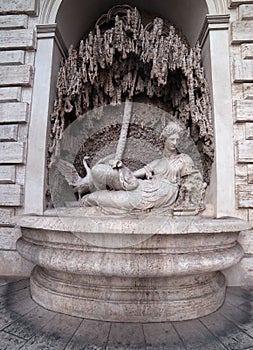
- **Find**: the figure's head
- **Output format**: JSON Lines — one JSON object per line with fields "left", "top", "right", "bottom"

{"left": 161, "top": 121, "right": 182, "bottom": 152}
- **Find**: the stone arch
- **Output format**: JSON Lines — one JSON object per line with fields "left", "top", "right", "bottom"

{"left": 39, "top": 0, "right": 228, "bottom": 48}
{"left": 40, "top": 0, "right": 228, "bottom": 24}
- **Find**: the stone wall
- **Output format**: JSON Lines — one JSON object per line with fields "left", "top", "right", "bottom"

{"left": 223, "top": 0, "right": 253, "bottom": 285}
{"left": 0, "top": 0, "right": 38, "bottom": 275}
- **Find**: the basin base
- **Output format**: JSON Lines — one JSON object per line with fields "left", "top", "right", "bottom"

{"left": 31, "top": 266, "right": 226, "bottom": 322}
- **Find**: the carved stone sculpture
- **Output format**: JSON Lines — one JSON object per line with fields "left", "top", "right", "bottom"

{"left": 80, "top": 120, "right": 206, "bottom": 214}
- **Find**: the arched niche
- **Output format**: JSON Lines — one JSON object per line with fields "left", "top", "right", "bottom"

{"left": 24, "top": 0, "right": 235, "bottom": 217}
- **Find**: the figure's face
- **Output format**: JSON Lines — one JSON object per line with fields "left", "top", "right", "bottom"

{"left": 164, "top": 133, "right": 180, "bottom": 152}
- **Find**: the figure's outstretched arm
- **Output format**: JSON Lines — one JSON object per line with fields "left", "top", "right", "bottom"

{"left": 133, "top": 165, "right": 153, "bottom": 179}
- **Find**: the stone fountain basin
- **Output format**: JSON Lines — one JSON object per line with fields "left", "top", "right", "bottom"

{"left": 16, "top": 208, "right": 250, "bottom": 322}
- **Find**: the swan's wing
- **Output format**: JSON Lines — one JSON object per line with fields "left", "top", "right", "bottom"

{"left": 55, "top": 159, "right": 80, "bottom": 186}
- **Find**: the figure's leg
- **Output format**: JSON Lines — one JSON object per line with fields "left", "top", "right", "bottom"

{"left": 80, "top": 188, "right": 139, "bottom": 211}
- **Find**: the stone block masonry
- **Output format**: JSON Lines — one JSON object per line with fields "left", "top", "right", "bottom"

{"left": 0, "top": 0, "right": 36, "bottom": 275}
{"left": 227, "top": 1, "right": 253, "bottom": 286}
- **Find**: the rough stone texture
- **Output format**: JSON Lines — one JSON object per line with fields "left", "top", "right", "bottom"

{"left": 238, "top": 184, "right": 253, "bottom": 207}
{"left": 0, "top": 125, "right": 18, "bottom": 141}
{"left": 0, "top": 227, "right": 21, "bottom": 250}
{"left": 0, "top": 251, "right": 33, "bottom": 276}
{"left": 0, "top": 87, "right": 21, "bottom": 102}
{"left": 0, "top": 14, "right": 28, "bottom": 29}
{"left": 0, "top": 208, "right": 14, "bottom": 226}
{"left": 248, "top": 164, "right": 253, "bottom": 183}
{"left": 224, "top": 256, "right": 253, "bottom": 285}
{"left": 239, "top": 4, "right": 253, "bottom": 19}
{"left": 0, "top": 184, "right": 22, "bottom": 206}
{"left": 16, "top": 211, "right": 249, "bottom": 322}
{"left": 233, "top": 59, "right": 253, "bottom": 82}
{"left": 242, "top": 44, "right": 253, "bottom": 59}
{"left": 238, "top": 229, "right": 253, "bottom": 253}
{"left": 230, "top": 0, "right": 253, "bottom": 6}
{"left": 0, "top": 0, "right": 38, "bottom": 15}
{"left": 0, "top": 29, "right": 35, "bottom": 50}
{"left": 246, "top": 122, "right": 253, "bottom": 139}
{"left": 235, "top": 100, "right": 253, "bottom": 122}
{"left": 0, "top": 142, "right": 25, "bottom": 163}
{"left": 237, "top": 140, "right": 253, "bottom": 162}
{"left": 243, "top": 83, "right": 253, "bottom": 99}
{"left": 0, "top": 102, "right": 28, "bottom": 123}
{"left": 0, "top": 51, "right": 25, "bottom": 65}
{"left": 0, "top": 65, "right": 33, "bottom": 86}
{"left": 0, "top": 166, "right": 16, "bottom": 184}
{"left": 231, "top": 21, "right": 253, "bottom": 43}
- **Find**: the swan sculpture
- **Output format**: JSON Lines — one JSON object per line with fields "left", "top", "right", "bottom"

{"left": 56, "top": 156, "right": 93, "bottom": 200}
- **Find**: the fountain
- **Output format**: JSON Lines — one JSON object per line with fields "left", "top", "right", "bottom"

{"left": 17, "top": 5, "right": 251, "bottom": 322}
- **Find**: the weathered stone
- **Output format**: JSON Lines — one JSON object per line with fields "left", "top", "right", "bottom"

{"left": 231, "top": 21, "right": 253, "bottom": 43}
{"left": 239, "top": 4, "right": 253, "bottom": 19}
{"left": 17, "top": 212, "right": 248, "bottom": 322}
{"left": 0, "top": 166, "right": 16, "bottom": 184}
{"left": 0, "top": 0, "right": 38, "bottom": 16}
{"left": 0, "top": 227, "right": 21, "bottom": 250}
{"left": 0, "top": 87, "right": 21, "bottom": 102}
{"left": 0, "top": 125, "right": 18, "bottom": 141}
{"left": 229, "top": 0, "right": 253, "bottom": 7}
{"left": 243, "top": 83, "right": 253, "bottom": 99}
{"left": 0, "top": 50, "right": 25, "bottom": 65}
{"left": 0, "top": 65, "right": 33, "bottom": 86}
{"left": 0, "top": 29, "right": 35, "bottom": 50}
{"left": 242, "top": 44, "right": 253, "bottom": 59}
{"left": 238, "top": 184, "right": 253, "bottom": 207}
{"left": 238, "top": 229, "right": 253, "bottom": 253}
{"left": 0, "top": 15, "right": 28, "bottom": 29}
{"left": 248, "top": 164, "right": 253, "bottom": 183}
{"left": 0, "top": 142, "right": 25, "bottom": 163}
{"left": 0, "top": 184, "right": 22, "bottom": 206}
{"left": 237, "top": 140, "right": 253, "bottom": 162}
{"left": 224, "top": 256, "right": 253, "bottom": 286}
{"left": 0, "top": 102, "right": 28, "bottom": 122}
{"left": 0, "top": 251, "right": 33, "bottom": 276}
{"left": 0, "top": 208, "right": 14, "bottom": 226}
{"left": 235, "top": 164, "right": 248, "bottom": 183}
{"left": 235, "top": 100, "right": 253, "bottom": 121}
{"left": 246, "top": 122, "right": 253, "bottom": 139}
{"left": 233, "top": 60, "right": 253, "bottom": 82}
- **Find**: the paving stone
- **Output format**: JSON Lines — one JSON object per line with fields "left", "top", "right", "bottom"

{"left": 107, "top": 323, "right": 146, "bottom": 349}
{"left": 20, "top": 313, "right": 82, "bottom": 350}
{"left": 173, "top": 319, "right": 226, "bottom": 350}
{"left": 65, "top": 319, "right": 111, "bottom": 350}
{"left": 4, "top": 306, "right": 55, "bottom": 340}
{"left": 0, "top": 331, "right": 26, "bottom": 349}
{"left": 200, "top": 309, "right": 253, "bottom": 350}
{"left": 143, "top": 322, "right": 186, "bottom": 349}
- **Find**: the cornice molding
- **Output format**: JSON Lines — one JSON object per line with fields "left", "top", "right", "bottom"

{"left": 37, "top": 24, "right": 67, "bottom": 57}
{"left": 198, "top": 14, "right": 230, "bottom": 47}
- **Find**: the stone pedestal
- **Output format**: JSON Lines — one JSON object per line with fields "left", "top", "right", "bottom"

{"left": 16, "top": 209, "right": 250, "bottom": 322}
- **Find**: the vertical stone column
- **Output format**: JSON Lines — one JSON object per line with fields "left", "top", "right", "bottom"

{"left": 199, "top": 15, "right": 236, "bottom": 218}
{"left": 24, "top": 24, "right": 66, "bottom": 215}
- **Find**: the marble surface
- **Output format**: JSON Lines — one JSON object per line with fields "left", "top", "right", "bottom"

{"left": 16, "top": 211, "right": 250, "bottom": 322}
